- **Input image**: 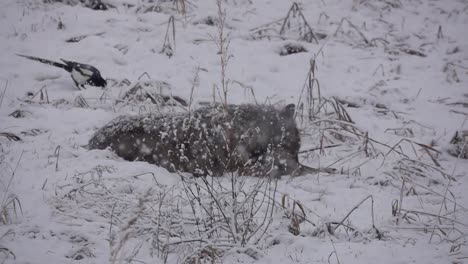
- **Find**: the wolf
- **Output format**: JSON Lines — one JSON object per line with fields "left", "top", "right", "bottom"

{"left": 88, "top": 104, "right": 320, "bottom": 177}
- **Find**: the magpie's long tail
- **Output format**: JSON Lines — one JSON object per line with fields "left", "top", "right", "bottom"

{"left": 16, "top": 54, "right": 72, "bottom": 72}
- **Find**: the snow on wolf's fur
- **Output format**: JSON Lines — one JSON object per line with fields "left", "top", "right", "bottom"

{"left": 89, "top": 104, "right": 300, "bottom": 176}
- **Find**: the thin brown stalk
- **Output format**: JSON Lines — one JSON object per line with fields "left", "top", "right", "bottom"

{"left": 333, "top": 195, "right": 376, "bottom": 233}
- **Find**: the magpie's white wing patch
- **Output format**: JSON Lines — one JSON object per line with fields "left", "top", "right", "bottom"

{"left": 80, "top": 68, "right": 94, "bottom": 77}
{"left": 71, "top": 68, "right": 91, "bottom": 84}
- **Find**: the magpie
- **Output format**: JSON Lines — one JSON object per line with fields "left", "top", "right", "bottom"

{"left": 17, "top": 54, "right": 107, "bottom": 89}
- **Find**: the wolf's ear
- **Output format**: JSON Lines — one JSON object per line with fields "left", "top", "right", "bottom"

{"left": 281, "top": 104, "right": 296, "bottom": 119}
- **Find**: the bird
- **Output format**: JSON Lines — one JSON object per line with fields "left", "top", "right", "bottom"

{"left": 16, "top": 54, "right": 107, "bottom": 89}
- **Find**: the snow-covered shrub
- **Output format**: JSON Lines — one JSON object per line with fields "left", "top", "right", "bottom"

{"left": 448, "top": 130, "right": 468, "bottom": 159}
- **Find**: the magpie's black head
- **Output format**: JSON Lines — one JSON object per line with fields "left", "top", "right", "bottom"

{"left": 96, "top": 75, "right": 107, "bottom": 87}
{"left": 88, "top": 74, "right": 107, "bottom": 88}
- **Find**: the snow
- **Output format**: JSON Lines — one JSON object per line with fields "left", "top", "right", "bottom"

{"left": 1, "top": 0, "right": 468, "bottom": 263}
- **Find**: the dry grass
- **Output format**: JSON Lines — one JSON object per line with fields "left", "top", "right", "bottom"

{"left": 0, "top": 246, "right": 15, "bottom": 262}
{"left": 279, "top": 2, "right": 319, "bottom": 43}
{"left": 176, "top": 172, "right": 277, "bottom": 262}
{"left": 211, "top": 0, "right": 231, "bottom": 109}
{"left": 0, "top": 151, "right": 23, "bottom": 263}
{"left": 290, "top": 46, "right": 466, "bottom": 258}
{"left": 0, "top": 133, "right": 21, "bottom": 142}
{"left": 249, "top": 2, "right": 325, "bottom": 43}
{"left": 51, "top": 161, "right": 282, "bottom": 263}
{"left": 0, "top": 80, "right": 7, "bottom": 108}
{"left": 0, "top": 151, "right": 23, "bottom": 225}
{"left": 160, "top": 16, "right": 176, "bottom": 58}
{"left": 334, "top": 17, "right": 372, "bottom": 47}
{"left": 0, "top": 194, "right": 22, "bottom": 225}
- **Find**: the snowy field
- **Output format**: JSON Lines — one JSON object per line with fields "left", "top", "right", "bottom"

{"left": 1, "top": 0, "right": 468, "bottom": 263}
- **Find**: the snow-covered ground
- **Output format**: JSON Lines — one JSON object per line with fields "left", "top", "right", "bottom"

{"left": 1, "top": 0, "right": 468, "bottom": 263}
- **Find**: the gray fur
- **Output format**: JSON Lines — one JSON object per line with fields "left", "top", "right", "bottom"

{"left": 88, "top": 104, "right": 301, "bottom": 177}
